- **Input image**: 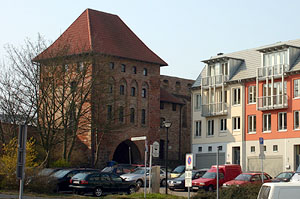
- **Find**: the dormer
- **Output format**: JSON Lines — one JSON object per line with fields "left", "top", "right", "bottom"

{"left": 256, "top": 44, "right": 300, "bottom": 79}
{"left": 201, "top": 56, "right": 243, "bottom": 87}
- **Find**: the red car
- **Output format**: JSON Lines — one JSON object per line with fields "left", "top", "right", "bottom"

{"left": 222, "top": 172, "right": 272, "bottom": 187}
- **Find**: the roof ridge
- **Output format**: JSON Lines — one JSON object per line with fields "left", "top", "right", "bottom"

{"left": 86, "top": 9, "right": 93, "bottom": 51}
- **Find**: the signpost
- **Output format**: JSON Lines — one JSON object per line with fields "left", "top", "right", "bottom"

{"left": 185, "top": 154, "right": 193, "bottom": 199}
{"left": 152, "top": 141, "right": 159, "bottom": 158}
{"left": 259, "top": 137, "right": 265, "bottom": 183}
{"left": 17, "top": 125, "right": 27, "bottom": 199}
{"left": 131, "top": 136, "right": 147, "bottom": 199}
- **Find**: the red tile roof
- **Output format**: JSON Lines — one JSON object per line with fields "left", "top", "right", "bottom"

{"left": 160, "top": 88, "right": 185, "bottom": 105}
{"left": 35, "top": 9, "right": 167, "bottom": 66}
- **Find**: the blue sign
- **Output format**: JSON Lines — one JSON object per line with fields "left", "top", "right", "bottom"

{"left": 188, "top": 156, "right": 192, "bottom": 165}
{"left": 259, "top": 137, "right": 264, "bottom": 145}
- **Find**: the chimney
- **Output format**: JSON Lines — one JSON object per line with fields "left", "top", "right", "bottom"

{"left": 217, "top": 53, "right": 224, "bottom": 56}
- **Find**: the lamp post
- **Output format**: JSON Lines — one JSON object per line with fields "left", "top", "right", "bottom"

{"left": 163, "top": 121, "right": 172, "bottom": 195}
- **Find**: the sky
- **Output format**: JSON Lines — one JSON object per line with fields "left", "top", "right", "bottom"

{"left": 1, "top": 0, "right": 300, "bottom": 80}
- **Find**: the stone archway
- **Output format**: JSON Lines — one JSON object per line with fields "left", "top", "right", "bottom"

{"left": 112, "top": 139, "right": 141, "bottom": 164}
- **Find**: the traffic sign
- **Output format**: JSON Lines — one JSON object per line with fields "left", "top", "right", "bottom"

{"left": 259, "top": 137, "right": 264, "bottom": 145}
{"left": 152, "top": 141, "right": 159, "bottom": 157}
{"left": 131, "top": 136, "right": 146, "bottom": 141}
{"left": 186, "top": 154, "right": 193, "bottom": 170}
{"left": 185, "top": 178, "right": 192, "bottom": 187}
{"left": 185, "top": 171, "right": 192, "bottom": 179}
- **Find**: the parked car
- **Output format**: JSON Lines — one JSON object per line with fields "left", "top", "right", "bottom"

{"left": 170, "top": 165, "right": 185, "bottom": 179}
{"left": 120, "top": 167, "right": 168, "bottom": 187}
{"left": 101, "top": 164, "right": 138, "bottom": 175}
{"left": 168, "top": 169, "right": 208, "bottom": 191}
{"left": 223, "top": 172, "right": 272, "bottom": 187}
{"left": 26, "top": 168, "right": 62, "bottom": 185}
{"left": 50, "top": 168, "right": 100, "bottom": 192}
{"left": 257, "top": 182, "right": 300, "bottom": 199}
{"left": 70, "top": 172, "right": 137, "bottom": 197}
{"left": 192, "top": 164, "right": 242, "bottom": 191}
{"left": 272, "top": 171, "right": 294, "bottom": 182}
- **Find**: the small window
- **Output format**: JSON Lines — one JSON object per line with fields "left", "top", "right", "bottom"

{"left": 120, "top": 85, "right": 125, "bottom": 95}
{"left": 160, "top": 102, "right": 164, "bottom": 110}
{"left": 109, "top": 62, "right": 114, "bottom": 70}
{"left": 218, "top": 146, "right": 223, "bottom": 151}
{"left": 220, "top": 119, "right": 227, "bottom": 131}
{"left": 208, "top": 146, "right": 212, "bottom": 152}
{"left": 176, "top": 81, "right": 181, "bottom": 87}
{"left": 294, "top": 79, "right": 300, "bottom": 98}
{"left": 273, "top": 145, "right": 278, "bottom": 152}
{"left": 142, "top": 88, "right": 147, "bottom": 98}
{"left": 278, "top": 112, "right": 287, "bottom": 131}
{"left": 77, "top": 62, "right": 85, "bottom": 72}
{"left": 130, "top": 108, "right": 135, "bottom": 123}
{"left": 108, "top": 84, "right": 113, "bottom": 93}
{"left": 233, "top": 117, "right": 241, "bottom": 131}
{"left": 198, "top": 147, "right": 202, "bottom": 152}
{"left": 248, "top": 115, "right": 256, "bottom": 133}
{"left": 248, "top": 86, "right": 256, "bottom": 104}
{"left": 187, "top": 83, "right": 192, "bottom": 87}
{"left": 207, "top": 120, "right": 214, "bottom": 136}
{"left": 251, "top": 146, "right": 255, "bottom": 152}
{"left": 143, "top": 68, "right": 148, "bottom": 76}
{"left": 263, "top": 114, "right": 271, "bottom": 132}
{"left": 119, "top": 106, "right": 124, "bottom": 123}
{"left": 264, "top": 145, "right": 266, "bottom": 152}
{"left": 160, "top": 117, "right": 165, "bottom": 128}
{"left": 172, "top": 103, "right": 176, "bottom": 111}
{"left": 195, "top": 121, "right": 201, "bottom": 137}
{"left": 141, "top": 109, "right": 146, "bottom": 125}
{"left": 132, "top": 66, "right": 137, "bottom": 74}
{"left": 64, "top": 64, "right": 69, "bottom": 72}
{"left": 121, "top": 64, "right": 126, "bottom": 72}
{"left": 163, "top": 79, "right": 169, "bottom": 83}
{"left": 131, "top": 87, "right": 136, "bottom": 96}
{"left": 232, "top": 88, "right": 241, "bottom": 105}
{"left": 107, "top": 105, "right": 112, "bottom": 121}
{"left": 294, "top": 111, "right": 300, "bottom": 130}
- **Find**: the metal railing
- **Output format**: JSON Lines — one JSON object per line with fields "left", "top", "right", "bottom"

{"left": 257, "top": 64, "right": 288, "bottom": 78}
{"left": 201, "top": 75, "right": 229, "bottom": 87}
{"left": 257, "top": 94, "right": 288, "bottom": 110}
{"left": 201, "top": 102, "right": 228, "bottom": 117}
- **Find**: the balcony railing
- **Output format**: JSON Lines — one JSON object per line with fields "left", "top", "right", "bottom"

{"left": 257, "top": 64, "right": 288, "bottom": 78}
{"left": 201, "top": 102, "right": 228, "bottom": 117}
{"left": 201, "top": 75, "right": 229, "bottom": 87}
{"left": 257, "top": 94, "right": 288, "bottom": 110}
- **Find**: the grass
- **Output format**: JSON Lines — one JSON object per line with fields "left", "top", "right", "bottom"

{"left": 103, "top": 193, "right": 186, "bottom": 199}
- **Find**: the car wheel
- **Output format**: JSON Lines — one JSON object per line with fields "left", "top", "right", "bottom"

{"left": 207, "top": 185, "right": 214, "bottom": 191}
{"left": 136, "top": 179, "right": 143, "bottom": 187}
{"left": 128, "top": 185, "right": 136, "bottom": 194}
{"left": 94, "top": 187, "right": 103, "bottom": 197}
{"left": 160, "top": 179, "right": 166, "bottom": 187}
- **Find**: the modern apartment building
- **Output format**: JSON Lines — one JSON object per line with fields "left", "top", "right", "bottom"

{"left": 192, "top": 39, "right": 300, "bottom": 176}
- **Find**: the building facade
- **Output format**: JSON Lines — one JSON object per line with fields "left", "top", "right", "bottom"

{"left": 192, "top": 39, "right": 300, "bottom": 176}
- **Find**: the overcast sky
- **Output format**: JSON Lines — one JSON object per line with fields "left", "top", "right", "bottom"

{"left": 1, "top": 0, "right": 300, "bottom": 80}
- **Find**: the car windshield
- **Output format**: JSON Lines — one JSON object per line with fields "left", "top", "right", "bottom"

{"left": 132, "top": 168, "right": 149, "bottom": 174}
{"left": 52, "top": 169, "right": 71, "bottom": 178}
{"left": 72, "top": 173, "right": 89, "bottom": 179}
{"left": 235, "top": 174, "right": 252, "bottom": 181}
{"left": 276, "top": 172, "right": 293, "bottom": 179}
{"left": 202, "top": 172, "right": 216, "bottom": 179}
{"left": 172, "top": 166, "right": 185, "bottom": 173}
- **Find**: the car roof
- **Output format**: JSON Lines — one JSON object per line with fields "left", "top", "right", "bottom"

{"left": 263, "top": 182, "right": 300, "bottom": 187}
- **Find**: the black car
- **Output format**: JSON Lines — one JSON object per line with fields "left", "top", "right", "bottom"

{"left": 70, "top": 172, "right": 138, "bottom": 197}
{"left": 272, "top": 171, "right": 295, "bottom": 182}
{"left": 50, "top": 168, "right": 100, "bottom": 192}
{"left": 101, "top": 164, "right": 138, "bottom": 175}
{"left": 168, "top": 169, "right": 208, "bottom": 190}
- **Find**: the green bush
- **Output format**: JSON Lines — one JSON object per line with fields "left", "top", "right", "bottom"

{"left": 192, "top": 183, "right": 262, "bottom": 199}
{"left": 25, "top": 174, "right": 57, "bottom": 194}
{"left": 50, "top": 159, "right": 71, "bottom": 168}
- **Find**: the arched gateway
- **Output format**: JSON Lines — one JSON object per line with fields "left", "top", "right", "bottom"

{"left": 112, "top": 140, "right": 141, "bottom": 164}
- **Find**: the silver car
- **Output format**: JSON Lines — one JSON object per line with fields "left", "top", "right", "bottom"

{"left": 120, "top": 167, "right": 168, "bottom": 187}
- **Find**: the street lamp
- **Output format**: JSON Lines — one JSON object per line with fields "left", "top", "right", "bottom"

{"left": 163, "top": 121, "right": 172, "bottom": 195}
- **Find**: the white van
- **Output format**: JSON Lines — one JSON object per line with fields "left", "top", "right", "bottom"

{"left": 257, "top": 182, "right": 300, "bottom": 199}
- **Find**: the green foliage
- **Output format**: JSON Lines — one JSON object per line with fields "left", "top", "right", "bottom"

{"left": 192, "top": 183, "right": 262, "bottom": 199}
{"left": 50, "top": 159, "right": 71, "bottom": 168}
{"left": 0, "top": 137, "right": 38, "bottom": 189}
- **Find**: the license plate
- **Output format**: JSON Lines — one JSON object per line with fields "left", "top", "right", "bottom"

{"left": 73, "top": 180, "right": 79, "bottom": 184}
{"left": 169, "top": 184, "right": 174, "bottom": 187}
{"left": 192, "top": 186, "right": 199, "bottom": 190}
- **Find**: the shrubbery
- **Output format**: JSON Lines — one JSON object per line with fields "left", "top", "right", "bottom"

{"left": 192, "top": 183, "right": 262, "bottom": 199}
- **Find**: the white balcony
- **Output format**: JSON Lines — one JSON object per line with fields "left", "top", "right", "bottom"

{"left": 257, "top": 64, "right": 288, "bottom": 79}
{"left": 201, "top": 75, "right": 228, "bottom": 87}
{"left": 257, "top": 94, "right": 288, "bottom": 111}
{"left": 201, "top": 102, "right": 228, "bottom": 117}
